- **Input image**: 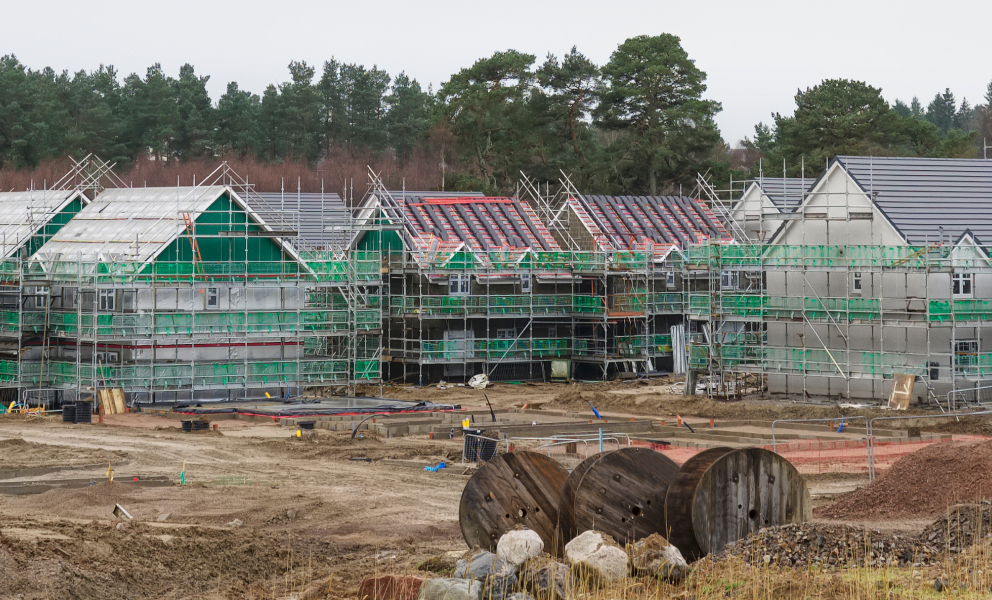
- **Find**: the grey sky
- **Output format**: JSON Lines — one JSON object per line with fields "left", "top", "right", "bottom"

{"left": 5, "top": 0, "right": 992, "bottom": 145}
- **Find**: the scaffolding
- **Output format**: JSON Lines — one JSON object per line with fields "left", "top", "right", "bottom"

{"left": 5, "top": 155, "right": 989, "bottom": 408}
{"left": 684, "top": 160, "right": 992, "bottom": 406}
{"left": 5, "top": 160, "right": 383, "bottom": 407}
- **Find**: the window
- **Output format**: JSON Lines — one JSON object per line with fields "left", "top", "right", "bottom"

{"left": 954, "top": 340, "right": 979, "bottom": 377}
{"left": 497, "top": 328, "right": 517, "bottom": 340}
{"left": 665, "top": 272, "right": 676, "bottom": 288}
{"left": 99, "top": 289, "right": 115, "bottom": 311}
{"left": 520, "top": 273, "right": 532, "bottom": 293}
{"left": 206, "top": 287, "right": 219, "bottom": 309}
{"left": 33, "top": 293, "right": 47, "bottom": 310}
{"left": 62, "top": 288, "right": 78, "bottom": 308}
{"left": 122, "top": 290, "right": 137, "bottom": 312}
{"left": 952, "top": 273, "right": 973, "bottom": 298}
{"left": 96, "top": 351, "right": 119, "bottom": 363}
{"left": 720, "top": 271, "right": 737, "bottom": 290}
{"left": 449, "top": 274, "right": 470, "bottom": 296}
{"left": 853, "top": 273, "right": 863, "bottom": 294}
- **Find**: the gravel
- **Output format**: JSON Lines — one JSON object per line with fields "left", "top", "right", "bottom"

{"left": 719, "top": 523, "right": 942, "bottom": 568}
{"left": 919, "top": 501, "right": 992, "bottom": 552}
{"left": 817, "top": 439, "right": 992, "bottom": 519}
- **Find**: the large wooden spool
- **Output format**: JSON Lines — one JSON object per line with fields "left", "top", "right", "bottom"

{"left": 665, "top": 447, "right": 811, "bottom": 561}
{"left": 565, "top": 447, "right": 680, "bottom": 545}
{"left": 459, "top": 451, "right": 569, "bottom": 551}
{"left": 557, "top": 452, "right": 606, "bottom": 542}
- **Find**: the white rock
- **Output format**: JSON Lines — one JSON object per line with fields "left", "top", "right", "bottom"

{"left": 417, "top": 578, "right": 483, "bottom": 600}
{"left": 564, "top": 531, "right": 629, "bottom": 583}
{"left": 630, "top": 533, "right": 688, "bottom": 582}
{"left": 496, "top": 529, "right": 543, "bottom": 567}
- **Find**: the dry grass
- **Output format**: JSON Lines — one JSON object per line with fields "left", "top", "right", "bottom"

{"left": 228, "top": 539, "right": 992, "bottom": 599}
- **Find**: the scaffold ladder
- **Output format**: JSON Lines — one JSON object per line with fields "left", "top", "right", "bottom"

{"left": 181, "top": 213, "right": 203, "bottom": 275}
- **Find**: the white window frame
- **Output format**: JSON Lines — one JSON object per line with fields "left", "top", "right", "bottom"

{"left": 954, "top": 339, "right": 980, "bottom": 378}
{"left": 98, "top": 289, "right": 115, "bottom": 311}
{"left": 520, "top": 273, "right": 532, "bottom": 293}
{"left": 206, "top": 287, "right": 220, "bottom": 309}
{"left": 496, "top": 328, "right": 517, "bottom": 340}
{"left": 449, "top": 274, "right": 470, "bottom": 296}
{"left": 952, "top": 273, "right": 973, "bottom": 298}
{"left": 853, "top": 272, "right": 863, "bottom": 294}
{"left": 665, "top": 271, "right": 676, "bottom": 288}
{"left": 720, "top": 271, "right": 736, "bottom": 290}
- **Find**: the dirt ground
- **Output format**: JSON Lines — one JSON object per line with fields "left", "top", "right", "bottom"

{"left": 1, "top": 380, "right": 991, "bottom": 599}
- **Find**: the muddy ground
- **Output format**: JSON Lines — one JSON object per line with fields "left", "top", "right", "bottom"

{"left": 1, "top": 380, "right": 991, "bottom": 599}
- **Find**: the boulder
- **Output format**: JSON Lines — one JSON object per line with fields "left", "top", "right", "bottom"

{"left": 519, "top": 556, "right": 569, "bottom": 600}
{"left": 357, "top": 575, "right": 424, "bottom": 600}
{"left": 417, "top": 578, "right": 483, "bottom": 600}
{"left": 564, "top": 531, "right": 629, "bottom": 583}
{"left": 496, "top": 529, "right": 544, "bottom": 567}
{"left": 483, "top": 571, "right": 520, "bottom": 600}
{"left": 629, "top": 533, "right": 688, "bottom": 582}
{"left": 454, "top": 551, "right": 509, "bottom": 579}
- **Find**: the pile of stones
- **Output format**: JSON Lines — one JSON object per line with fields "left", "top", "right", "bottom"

{"left": 417, "top": 529, "right": 687, "bottom": 600}
{"left": 919, "top": 501, "right": 992, "bottom": 552}
{"left": 720, "top": 523, "right": 941, "bottom": 568}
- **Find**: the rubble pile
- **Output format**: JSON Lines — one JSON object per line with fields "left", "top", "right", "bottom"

{"left": 720, "top": 523, "right": 941, "bottom": 568}
{"left": 919, "top": 501, "right": 992, "bottom": 552}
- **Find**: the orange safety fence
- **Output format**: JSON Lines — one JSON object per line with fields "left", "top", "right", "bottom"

{"left": 632, "top": 435, "right": 992, "bottom": 476}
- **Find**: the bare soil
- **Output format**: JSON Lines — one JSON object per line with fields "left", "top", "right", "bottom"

{"left": 371, "top": 379, "right": 939, "bottom": 422}
{"left": 0, "top": 436, "right": 128, "bottom": 470}
{"left": 0, "top": 416, "right": 467, "bottom": 599}
{"left": 0, "top": 382, "right": 988, "bottom": 599}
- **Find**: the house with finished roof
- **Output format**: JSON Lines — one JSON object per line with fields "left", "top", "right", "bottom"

{"left": 699, "top": 156, "right": 992, "bottom": 401}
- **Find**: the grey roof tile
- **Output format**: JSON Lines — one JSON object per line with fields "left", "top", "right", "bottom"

{"left": 836, "top": 156, "right": 992, "bottom": 245}
{"left": 752, "top": 177, "right": 810, "bottom": 211}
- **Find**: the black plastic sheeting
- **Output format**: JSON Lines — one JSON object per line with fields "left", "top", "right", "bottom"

{"left": 172, "top": 399, "right": 460, "bottom": 418}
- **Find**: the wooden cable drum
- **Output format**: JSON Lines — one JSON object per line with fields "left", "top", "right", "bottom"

{"left": 567, "top": 447, "right": 680, "bottom": 545}
{"left": 665, "top": 447, "right": 811, "bottom": 561}
{"left": 459, "top": 450, "right": 569, "bottom": 551}
{"left": 556, "top": 451, "right": 607, "bottom": 543}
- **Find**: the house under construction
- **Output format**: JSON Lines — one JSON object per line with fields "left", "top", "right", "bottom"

{"left": 4, "top": 154, "right": 992, "bottom": 408}
{"left": 689, "top": 156, "right": 992, "bottom": 406}
{"left": 4, "top": 158, "right": 383, "bottom": 407}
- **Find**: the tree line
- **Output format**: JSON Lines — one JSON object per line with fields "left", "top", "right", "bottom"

{"left": 2, "top": 35, "right": 991, "bottom": 194}
{"left": 746, "top": 80, "right": 992, "bottom": 176}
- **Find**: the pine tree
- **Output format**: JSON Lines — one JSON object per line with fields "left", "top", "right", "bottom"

{"left": 173, "top": 64, "right": 214, "bottom": 159}
{"left": 926, "top": 88, "right": 957, "bottom": 134}
{"left": 216, "top": 82, "right": 261, "bottom": 158}
{"left": 385, "top": 72, "right": 431, "bottom": 162}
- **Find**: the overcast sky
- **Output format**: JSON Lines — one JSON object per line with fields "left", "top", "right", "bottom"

{"left": 5, "top": 0, "right": 992, "bottom": 145}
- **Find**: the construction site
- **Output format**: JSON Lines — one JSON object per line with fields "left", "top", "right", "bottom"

{"left": 4, "top": 154, "right": 992, "bottom": 599}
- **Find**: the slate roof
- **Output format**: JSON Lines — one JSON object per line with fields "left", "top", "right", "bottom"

{"left": 751, "top": 177, "right": 809, "bottom": 211}
{"left": 836, "top": 156, "right": 992, "bottom": 246}
{"left": 0, "top": 189, "right": 87, "bottom": 259}
{"left": 569, "top": 195, "right": 732, "bottom": 250}
{"left": 250, "top": 192, "right": 350, "bottom": 251}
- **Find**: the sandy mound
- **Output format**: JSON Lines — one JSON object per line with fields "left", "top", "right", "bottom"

{"left": 0, "top": 438, "right": 128, "bottom": 471}
{"left": 817, "top": 439, "right": 992, "bottom": 519}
